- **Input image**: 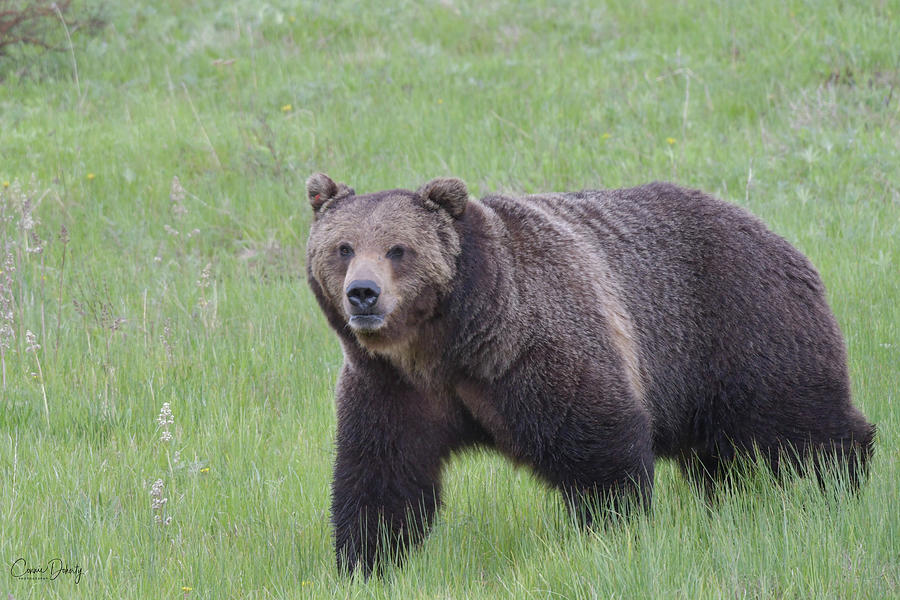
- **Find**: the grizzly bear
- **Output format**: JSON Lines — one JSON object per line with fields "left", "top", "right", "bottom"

{"left": 304, "top": 173, "right": 874, "bottom": 576}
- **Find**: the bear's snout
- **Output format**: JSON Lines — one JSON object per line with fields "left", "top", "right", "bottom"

{"left": 346, "top": 279, "right": 381, "bottom": 312}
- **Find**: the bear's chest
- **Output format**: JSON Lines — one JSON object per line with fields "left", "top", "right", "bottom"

{"left": 377, "top": 338, "right": 443, "bottom": 392}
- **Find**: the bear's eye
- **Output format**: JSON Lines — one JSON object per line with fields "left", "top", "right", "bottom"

{"left": 338, "top": 244, "right": 354, "bottom": 258}
{"left": 386, "top": 245, "right": 405, "bottom": 260}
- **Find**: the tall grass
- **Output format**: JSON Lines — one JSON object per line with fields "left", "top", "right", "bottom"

{"left": 1, "top": 0, "right": 898, "bottom": 598}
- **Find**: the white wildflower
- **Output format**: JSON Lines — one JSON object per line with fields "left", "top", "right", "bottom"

{"left": 0, "top": 324, "right": 13, "bottom": 350}
{"left": 197, "top": 263, "right": 211, "bottom": 290}
{"left": 170, "top": 176, "right": 187, "bottom": 217}
{"left": 157, "top": 402, "right": 173, "bottom": 426}
{"left": 20, "top": 200, "right": 35, "bottom": 231}
{"left": 0, "top": 250, "right": 14, "bottom": 351}
{"left": 157, "top": 402, "right": 174, "bottom": 443}
{"left": 25, "top": 329, "right": 40, "bottom": 353}
{"left": 150, "top": 478, "right": 172, "bottom": 525}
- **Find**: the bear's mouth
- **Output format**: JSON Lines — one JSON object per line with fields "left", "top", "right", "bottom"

{"left": 348, "top": 314, "right": 385, "bottom": 333}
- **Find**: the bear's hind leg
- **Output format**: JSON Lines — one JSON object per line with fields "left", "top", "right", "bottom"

{"left": 676, "top": 447, "right": 736, "bottom": 500}
{"left": 775, "top": 409, "right": 876, "bottom": 491}
{"left": 747, "top": 382, "right": 875, "bottom": 491}
{"left": 687, "top": 382, "right": 876, "bottom": 494}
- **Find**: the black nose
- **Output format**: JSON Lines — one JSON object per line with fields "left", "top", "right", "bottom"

{"left": 346, "top": 280, "right": 381, "bottom": 310}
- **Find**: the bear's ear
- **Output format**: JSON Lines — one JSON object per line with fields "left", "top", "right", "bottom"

{"left": 417, "top": 177, "right": 468, "bottom": 218}
{"left": 306, "top": 173, "right": 354, "bottom": 214}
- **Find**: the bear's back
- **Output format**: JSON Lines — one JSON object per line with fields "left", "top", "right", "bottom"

{"left": 479, "top": 183, "right": 847, "bottom": 455}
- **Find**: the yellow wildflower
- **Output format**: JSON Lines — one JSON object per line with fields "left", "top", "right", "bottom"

{"left": 281, "top": 104, "right": 292, "bottom": 112}
{"left": 182, "top": 586, "right": 193, "bottom": 592}
{"left": 602, "top": 133, "right": 611, "bottom": 140}
{"left": 87, "top": 173, "right": 96, "bottom": 180}
{"left": 666, "top": 137, "right": 676, "bottom": 145}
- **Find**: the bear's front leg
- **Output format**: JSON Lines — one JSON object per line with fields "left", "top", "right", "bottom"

{"left": 548, "top": 399, "right": 655, "bottom": 528}
{"left": 492, "top": 353, "right": 656, "bottom": 528}
{"left": 330, "top": 356, "right": 452, "bottom": 577}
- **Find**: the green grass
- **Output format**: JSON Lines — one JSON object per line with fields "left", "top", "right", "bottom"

{"left": 1, "top": 0, "right": 898, "bottom": 597}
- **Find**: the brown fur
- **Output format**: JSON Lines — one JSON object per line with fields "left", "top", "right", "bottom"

{"left": 305, "top": 173, "right": 875, "bottom": 577}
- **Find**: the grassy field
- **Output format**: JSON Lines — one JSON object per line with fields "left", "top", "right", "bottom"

{"left": 1, "top": 0, "right": 898, "bottom": 597}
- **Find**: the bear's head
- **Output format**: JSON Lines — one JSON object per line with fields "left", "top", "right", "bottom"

{"left": 305, "top": 173, "right": 468, "bottom": 351}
